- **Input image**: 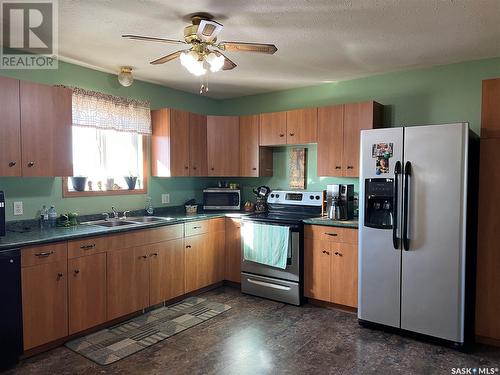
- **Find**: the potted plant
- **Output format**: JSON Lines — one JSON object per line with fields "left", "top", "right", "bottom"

{"left": 70, "top": 176, "right": 87, "bottom": 192}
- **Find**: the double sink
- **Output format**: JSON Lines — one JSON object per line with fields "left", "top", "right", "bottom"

{"left": 82, "top": 216, "right": 178, "bottom": 228}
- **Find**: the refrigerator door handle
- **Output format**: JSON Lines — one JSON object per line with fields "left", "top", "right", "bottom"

{"left": 393, "top": 161, "right": 402, "bottom": 249}
{"left": 403, "top": 161, "right": 412, "bottom": 251}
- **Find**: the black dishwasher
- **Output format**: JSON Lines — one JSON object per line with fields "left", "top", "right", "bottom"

{"left": 0, "top": 248, "right": 23, "bottom": 370}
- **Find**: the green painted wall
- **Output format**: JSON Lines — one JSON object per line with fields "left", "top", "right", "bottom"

{"left": 2, "top": 57, "right": 500, "bottom": 221}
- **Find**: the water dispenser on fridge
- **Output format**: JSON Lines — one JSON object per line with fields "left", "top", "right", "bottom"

{"left": 364, "top": 178, "right": 393, "bottom": 229}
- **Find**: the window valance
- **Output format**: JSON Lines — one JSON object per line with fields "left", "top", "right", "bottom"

{"left": 63, "top": 87, "right": 151, "bottom": 134}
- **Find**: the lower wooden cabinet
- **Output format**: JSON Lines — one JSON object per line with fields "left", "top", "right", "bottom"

{"left": 304, "top": 225, "right": 358, "bottom": 308}
{"left": 225, "top": 218, "right": 242, "bottom": 283}
{"left": 21, "top": 259, "right": 68, "bottom": 350}
{"left": 149, "top": 238, "right": 185, "bottom": 305}
{"left": 106, "top": 246, "right": 150, "bottom": 320}
{"left": 68, "top": 253, "right": 107, "bottom": 335}
{"left": 185, "top": 233, "right": 208, "bottom": 293}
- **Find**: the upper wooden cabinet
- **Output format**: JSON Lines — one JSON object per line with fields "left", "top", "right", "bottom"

{"left": 207, "top": 115, "right": 240, "bottom": 176}
{"left": 481, "top": 78, "right": 500, "bottom": 139}
{"left": 189, "top": 113, "right": 208, "bottom": 176}
{"left": 239, "top": 115, "right": 273, "bottom": 177}
{"left": 151, "top": 109, "right": 207, "bottom": 177}
{"left": 0, "top": 78, "right": 73, "bottom": 177}
{"left": 259, "top": 111, "right": 287, "bottom": 145}
{"left": 286, "top": 108, "right": 318, "bottom": 144}
{"left": 260, "top": 109, "right": 318, "bottom": 146}
{"left": 0, "top": 76, "right": 22, "bottom": 176}
{"left": 318, "top": 101, "right": 383, "bottom": 177}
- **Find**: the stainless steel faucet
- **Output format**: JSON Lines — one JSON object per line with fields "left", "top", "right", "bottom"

{"left": 111, "top": 206, "right": 119, "bottom": 219}
{"left": 102, "top": 212, "right": 110, "bottom": 221}
{"left": 123, "top": 210, "right": 130, "bottom": 219}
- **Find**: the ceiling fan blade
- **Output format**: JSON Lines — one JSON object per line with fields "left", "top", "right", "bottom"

{"left": 219, "top": 41, "right": 277, "bottom": 54}
{"left": 122, "top": 34, "right": 186, "bottom": 45}
{"left": 150, "top": 50, "right": 184, "bottom": 65}
{"left": 196, "top": 19, "right": 224, "bottom": 42}
{"left": 215, "top": 51, "right": 237, "bottom": 70}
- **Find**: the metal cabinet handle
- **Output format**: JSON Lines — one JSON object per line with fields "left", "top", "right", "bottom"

{"left": 347, "top": 166, "right": 354, "bottom": 169}
{"left": 193, "top": 226, "right": 201, "bottom": 229}
{"left": 9, "top": 161, "right": 16, "bottom": 167}
{"left": 211, "top": 167, "right": 215, "bottom": 171}
{"left": 289, "top": 133, "right": 295, "bottom": 136}
{"left": 252, "top": 167, "right": 257, "bottom": 170}
{"left": 35, "top": 251, "right": 54, "bottom": 257}
{"left": 335, "top": 166, "right": 341, "bottom": 169}
{"left": 80, "top": 244, "right": 96, "bottom": 250}
{"left": 74, "top": 269, "right": 80, "bottom": 275}
{"left": 184, "top": 165, "right": 189, "bottom": 169}
{"left": 322, "top": 250, "right": 330, "bottom": 255}
{"left": 186, "top": 245, "right": 192, "bottom": 248}
{"left": 149, "top": 253, "right": 158, "bottom": 257}
{"left": 140, "top": 255, "right": 148, "bottom": 259}
{"left": 57, "top": 273, "right": 64, "bottom": 280}
{"left": 193, "top": 166, "right": 197, "bottom": 170}
{"left": 325, "top": 233, "right": 338, "bottom": 237}
{"left": 27, "top": 161, "right": 35, "bottom": 167}
{"left": 279, "top": 133, "right": 285, "bottom": 137}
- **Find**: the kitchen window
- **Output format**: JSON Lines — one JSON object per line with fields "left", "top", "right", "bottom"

{"left": 63, "top": 87, "right": 151, "bottom": 197}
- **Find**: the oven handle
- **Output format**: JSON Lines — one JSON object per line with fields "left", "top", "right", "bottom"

{"left": 241, "top": 221, "right": 300, "bottom": 231}
{"left": 246, "top": 278, "right": 291, "bottom": 291}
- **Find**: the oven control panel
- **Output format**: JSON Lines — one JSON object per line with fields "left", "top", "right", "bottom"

{"left": 267, "top": 190, "right": 323, "bottom": 206}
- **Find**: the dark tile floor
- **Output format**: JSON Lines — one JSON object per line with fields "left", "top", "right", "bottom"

{"left": 6, "top": 286, "right": 500, "bottom": 375}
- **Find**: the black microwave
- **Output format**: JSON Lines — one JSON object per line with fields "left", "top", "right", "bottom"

{"left": 203, "top": 188, "right": 241, "bottom": 210}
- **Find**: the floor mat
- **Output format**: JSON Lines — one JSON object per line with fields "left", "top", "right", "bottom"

{"left": 65, "top": 297, "right": 231, "bottom": 365}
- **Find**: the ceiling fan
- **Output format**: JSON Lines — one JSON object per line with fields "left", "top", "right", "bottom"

{"left": 122, "top": 13, "right": 278, "bottom": 78}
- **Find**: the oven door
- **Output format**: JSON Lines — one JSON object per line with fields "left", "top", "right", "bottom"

{"left": 240, "top": 220, "right": 301, "bottom": 282}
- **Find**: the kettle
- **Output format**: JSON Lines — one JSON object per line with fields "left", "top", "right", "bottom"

{"left": 253, "top": 186, "right": 271, "bottom": 197}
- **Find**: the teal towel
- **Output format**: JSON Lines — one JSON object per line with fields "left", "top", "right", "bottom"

{"left": 242, "top": 222, "right": 290, "bottom": 269}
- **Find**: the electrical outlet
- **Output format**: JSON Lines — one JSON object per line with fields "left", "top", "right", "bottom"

{"left": 161, "top": 193, "right": 170, "bottom": 204}
{"left": 13, "top": 201, "right": 23, "bottom": 216}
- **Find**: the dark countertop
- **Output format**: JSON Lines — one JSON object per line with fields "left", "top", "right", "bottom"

{"left": 0, "top": 211, "right": 249, "bottom": 251}
{"left": 302, "top": 216, "right": 359, "bottom": 229}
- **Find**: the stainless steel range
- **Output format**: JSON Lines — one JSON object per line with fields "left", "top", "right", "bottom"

{"left": 241, "top": 190, "right": 323, "bottom": 305}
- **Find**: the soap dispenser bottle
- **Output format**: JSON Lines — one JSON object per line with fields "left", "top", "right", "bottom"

{"left": 146, "top": 197, "right": 154, "bottom": 216}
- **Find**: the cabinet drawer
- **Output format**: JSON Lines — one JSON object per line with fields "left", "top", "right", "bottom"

{"left": 185, "top": 220, "right": 209, "bottom": 237}
{"left": 108, "top": 224, "right": 184, "bottom": 250}
{"left": 304, "top": 225, "right": 358, "bottom": 244}
{"left": 68, "top": 236, "right": 108, "bottom": 259}
{"left": 21, "top": 242, "right": 67, "bottom": 267}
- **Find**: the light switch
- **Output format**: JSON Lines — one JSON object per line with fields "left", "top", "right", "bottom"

{"left": 13, "top": 201, "right": 23, "bottom": 216}
{"left": 161, "top": 193, "right": 170, "bottom": 204}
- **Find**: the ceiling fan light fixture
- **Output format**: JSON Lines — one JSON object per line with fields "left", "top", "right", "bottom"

{"left": 117, "top": 66, "right": 134, "bottom": 87}
{"left": 206, "top": 52, "right": 225, "bottom": 72}
{"left": 180, "top": 51, "right": 207, "bottom": 76}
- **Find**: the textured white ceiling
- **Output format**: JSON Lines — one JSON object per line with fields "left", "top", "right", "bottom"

{"left": 59, "top": 0, "right": 500, "bottom": 99}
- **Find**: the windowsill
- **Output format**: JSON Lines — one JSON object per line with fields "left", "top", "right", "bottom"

{"left": 62, "top": 178, "right": 147, "bottom": 198}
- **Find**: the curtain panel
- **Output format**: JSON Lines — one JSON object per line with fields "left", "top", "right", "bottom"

{"left": 65, "top": 87, "right": 151, "bottom": 134}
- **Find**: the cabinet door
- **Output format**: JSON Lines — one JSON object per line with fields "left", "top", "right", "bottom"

{"left": 205, "top": 229, "right": 225, "bottom": 286}
{"left": 207, "top": 116, "right": 240, "bottom": 176}
{"left": 68, "top": 253, "right": 106, "bottom": 335}
{"left": 317, "top": 105, "right": 344, "bottom": 176}
{"left": 331, "top": 242, "right": 358, "bottom": 308}
{"left": 0, "top": 76, "right": 21, "bottom": 176}
{"left": 170, "top": 109, "right": 190, "bottom": 176}
{"left": 481, "top": 78, "right": 500, "bottom": 138}
{"left": 286, "top": 108, "right": 318, "bottom": 144}
{"left": 22, "top": 260, "right": 68, "bottom": 350}
{"left": 149, "top": 238, "right": 185, "bottom": 305}
{"left": 20, "top": 82, "right": 72, "bottom": 176}
{"left": 343, "top": 101, "right": 381, "bottom": 177}
{"left": 185, "top": 234, "right": 206, "bottom": 292}
{"left": 151, "top": 109, "right": 189, "bottom": 177}
{"left": 259, "top": 112, "right": 286, "bottom": 146}
{"left": 225, "top": 218, "right": 242, "bottom": 283}
{"left": 476, "top": 138, "right": 500, "bottom": 339}
{"left": 240, "top": 115, "right": 260, "bottom": 177}
{"left": 107, "top": 247, "right": 150, "bottom": 320}
{"left": 304, "top": 238, "right": 331, "bottom": 301}
{"left": 189, "top": 113, "right": 208, "bottom": 176}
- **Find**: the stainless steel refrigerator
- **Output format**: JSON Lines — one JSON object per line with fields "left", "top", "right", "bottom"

{"left": 358, "top": 123, "right": 478, "bottom": 347}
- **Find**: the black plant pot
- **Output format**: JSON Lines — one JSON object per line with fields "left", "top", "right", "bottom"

{"left": 71, "top": 177, "right": 87, "bottom": 192}
{"left": 124, "top": 176, "right": 137, "bottom": 190}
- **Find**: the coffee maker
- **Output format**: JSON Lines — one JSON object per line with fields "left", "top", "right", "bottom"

{"left": 364, "top": 178, "right": 393, "bottom": 229}
{"left": 0, "top": 191, "right": 5, "bottom": 237}
{"left": 326, "top": 184, "right": 355, "bottom": 221}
